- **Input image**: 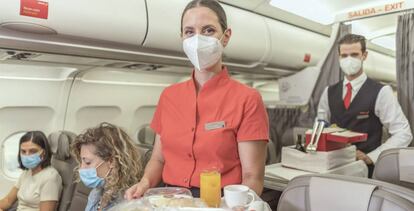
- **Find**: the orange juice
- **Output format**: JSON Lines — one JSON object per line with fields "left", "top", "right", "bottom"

{"left": 200, "top": 170, "right": 221, "bottom": 207}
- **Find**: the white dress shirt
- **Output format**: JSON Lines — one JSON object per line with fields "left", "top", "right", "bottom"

{"left": 318, "top": 72, "right": 413, "bottom": 163}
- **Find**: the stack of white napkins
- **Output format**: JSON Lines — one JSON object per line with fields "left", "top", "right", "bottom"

{"left": 281, "top": 145, "right": 356, "bottom": 173}
{"left": 265, "top": 163, "right": 310, "bottom": 182}
{"left": 265, "top": 161, "right": 368, "bottom": 183}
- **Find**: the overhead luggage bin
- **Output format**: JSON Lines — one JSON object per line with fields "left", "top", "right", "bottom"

{"left": 143, "top": 0, "right": 187, "bottom": 51}
{"left": 265, "top": 18, "right": 330, "bottom": 70}
{"left": 364, "top": 50, "right": 396, "bottom": 82}
{"left": 0, "top": 0, "right": 147, "bottom": 45}
{"left": 221, "top": 5, "right": 270, "bottom": 65}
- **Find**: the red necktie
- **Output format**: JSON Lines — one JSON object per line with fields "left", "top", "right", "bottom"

{"left": 344, "top": 83, "right": 352, "bottom": 109}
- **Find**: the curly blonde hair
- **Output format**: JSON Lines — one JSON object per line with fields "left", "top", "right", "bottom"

{"left": 71, "top": 122, "right": 143, "bottom": 208}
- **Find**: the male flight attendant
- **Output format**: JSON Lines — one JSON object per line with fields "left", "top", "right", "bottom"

{"left": 318, "top": 34, "right": 412, "bottom": 178}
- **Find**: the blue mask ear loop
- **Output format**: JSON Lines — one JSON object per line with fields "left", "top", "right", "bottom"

{"left": 96, "top": 160, "right": 112, "bottom": 179}
{"left": 38, "top": 150, "right": 44, "bottom": 161}
{"left": 95, "top": 161, "right": 105, "bottom": 169}
{"left": 104, "top": 166, "right": 112, "bottom": 179}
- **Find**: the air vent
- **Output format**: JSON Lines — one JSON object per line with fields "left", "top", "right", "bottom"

{"left": 0, "top": 50, "right": 16, "bottom": 61}
{"left": 123, "top": 63, "right": 148, "bottom": 69}
{"left": 11, "top": 52, "right": 40, "bottom": 60}
{"left": 123, "top": 64, "right": 165, "bottom": 71}
{"left": 105, "top": 62, "right": 140, "bottom": 68}
{"left": 142, "top": 64, "right": 164, "bottom": 71}
{"left": 0, "top": 50, "right": 40, "bottom": 61}
{"left": 105, "top": 62, "right": 164, "bottom": 71}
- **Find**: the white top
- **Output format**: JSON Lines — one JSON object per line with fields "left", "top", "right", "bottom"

{"left": 15, "top": 166, "right": 62, "bottom": 211}
{"left": 318, "top": 73, "right": 413, "bottom": 163}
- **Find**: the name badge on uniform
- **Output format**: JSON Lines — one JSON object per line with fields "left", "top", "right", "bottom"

{"left": 356, "top": 111, "right": 369, "bottom": 120}
{"left": 205, "top": 121, "right": 225, "bottom": 131}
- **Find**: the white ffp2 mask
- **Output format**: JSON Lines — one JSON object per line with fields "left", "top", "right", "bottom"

{"left": 340, "top": 57, "right": 362, "bottom": 75}
{"left": 183, "top": 34, "right": 224, "bottom": 71}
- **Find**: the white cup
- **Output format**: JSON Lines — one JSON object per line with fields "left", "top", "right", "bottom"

{"left": 224, "top": 185, "right": 255, "bottom": 208}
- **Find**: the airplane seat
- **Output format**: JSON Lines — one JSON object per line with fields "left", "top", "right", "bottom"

{"left": 269, "top": 128, "right": 295, "bottom": 163}
{"left": 67, "top": 182, "right": 90, "bottom": 211}
{"left": 137, "top": 145, "right": 152, "bottom": 167}
{"left": 266, "top": 140, "right": 277, "bottom": 164}
{"left": 373, "top": 148, "right": 414, "bottom": 190}
{"left": 137, "top": 125, "right": 156, "bottom": 147}
{"left": 281, "top": 128, "right": 295, "bottom": 147}
{"left": 136, "top": 129, "right": 154, "bottom": 166}
{"left": 48, "top": 131, "right": 78, "bottom": 211}
{"left": 278, "top": 174, "right": 414, "bottom": 211}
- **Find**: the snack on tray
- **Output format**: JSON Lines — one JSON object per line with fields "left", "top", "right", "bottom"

{"left": 144, "top": 187, "right": 192, "bottom": 198}
{"left": 167, "top": 198, "right": 198, "bottom": 207}
{"left": 125, "top": 208, "right": 151, "bottom": 211}
{"left": 107, "top": 198, "right": 153, "bottom": 211}
{"left": 146, "top": 195, "right": 202, "bottom": 208}
{"left": 144, "top": 187, "right": 203, "bottom": 208}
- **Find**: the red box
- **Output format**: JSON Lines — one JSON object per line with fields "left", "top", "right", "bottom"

{"left": 305, "top": 128, "right": 367, "bottom": 152}
{"left": 305, "top": 132, "right": 347, "bottom": 151}
{"left": 326, "top": 131, "right": 368, "bottom": 143}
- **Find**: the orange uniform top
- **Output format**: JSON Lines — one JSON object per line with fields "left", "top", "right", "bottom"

{"left": 150, "top": 66, "right": 269, "bottom": 188}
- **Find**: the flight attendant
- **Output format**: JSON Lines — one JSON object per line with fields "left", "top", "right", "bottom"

{"left": 125, "top": 0, "right": 269, "bottom": 199}
{"left": 318, "top": 34, "right": 412, "bottom": 177}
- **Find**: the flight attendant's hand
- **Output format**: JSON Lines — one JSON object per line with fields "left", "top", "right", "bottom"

{"left": 124, "top": 178, "right": 150, "bottom": 200}
{"left": 356, "top": 150, "right": 373, "bottom": 165}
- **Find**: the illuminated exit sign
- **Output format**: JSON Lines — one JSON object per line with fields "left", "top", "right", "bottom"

{"left": 335, "top": 1, "right": 414, "bottom": 22}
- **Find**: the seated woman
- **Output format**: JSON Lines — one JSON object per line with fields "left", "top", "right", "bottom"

{"left": 71, "top": 122, "right": 143, "bottom": 211}
{"left": 0, "top": 131, "right": 62, "bottom": 211}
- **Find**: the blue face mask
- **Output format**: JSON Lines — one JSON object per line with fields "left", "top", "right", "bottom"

{"left": 79, "top": 161, "right": 108, "bottom": 189}
{"left": 21, "top": 153, "right": 43, "bottom": 169}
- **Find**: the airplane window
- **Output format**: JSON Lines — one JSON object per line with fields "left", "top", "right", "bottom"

{"left": 137, "top": 125, "right": 155, "bottom": 147}
{"left": 2, "top": 132, "right": 25, "bottom": 179}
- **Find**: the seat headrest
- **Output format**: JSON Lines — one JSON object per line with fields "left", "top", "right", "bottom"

{"left": 373, "top": 147, "right": 414, "bottom": 190}
{"left": 48, "top": 131, "right": 76, "bottom": 161}
{"left": 281, "top": 128, "right": 294, "bottom": 146}
{"left": 278, "top": 174, "right": 414, "bottom": 211}
{"left": 400, "top": 148, "right": 414, "bottom": 184}
{"left": 309, "top": 177, "right": 376, "bottom": 211}
{"left": 137, "top": 125, "right": 156, "bottom": 146}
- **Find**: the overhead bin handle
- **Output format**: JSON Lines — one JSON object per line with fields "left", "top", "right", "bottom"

{"left": 223, "top": 61, "right": 266, "bottom": 69}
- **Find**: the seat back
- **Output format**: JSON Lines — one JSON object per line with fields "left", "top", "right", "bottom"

{"left": 67, "top": 182, "right": 91, "bottom": 211}
{"left": 278, "top": 174, "right": 414, "bottom": 211}
{"left": 137, "top": 145, "right": 152, "bottom": 167}
{"left": 266, "top": 140, "right": 277, "bottom": 165}
{"left": 373, "top": 147, "right": 414, "bottom": 190}
{"left": 137, "top": 125, "right": 156, "bottom": 148}
{"left": 48, "top": 131, "right": 78, "bottom": 211}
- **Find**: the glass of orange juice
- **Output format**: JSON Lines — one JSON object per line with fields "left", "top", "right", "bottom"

{"left": 200, "top": 169, "right": 221, "bottom": 207}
